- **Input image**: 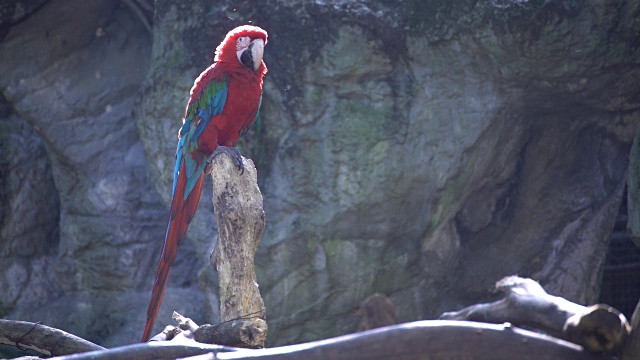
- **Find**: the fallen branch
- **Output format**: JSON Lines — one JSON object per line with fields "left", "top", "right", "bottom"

{"left": 439, "top": 276, "right": 630, "bottom": 353}
{"left": 49, "top": 341, "right": 237, "bottom": 360}
{"left": 148, "top": 312, "right": 199, "bottom": 342}
{"left": 194, "top": 318, "right": 268, "bottom": 348}
{"left": 0, "top": 320, "right": 104, "bottom": 356}
{"left": 144, "top": 310, "right": 268, "bottom": 350}
{"left": 48, "top": 320, "right": 605, "bottom": 360}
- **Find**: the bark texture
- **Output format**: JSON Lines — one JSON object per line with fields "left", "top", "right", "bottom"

{"left": 0, "top": 320, "right": 104, "bottom": 356}
{"left": 440, "top": 276, "right": 630, "bottom": 354}
{"left": 210, "top": 154, "right": 267, "bottom": 348}
{"left": 50, "top": 321, "right": 606, "bottom": 360}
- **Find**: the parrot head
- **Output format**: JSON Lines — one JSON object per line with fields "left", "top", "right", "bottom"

{"left": 215, "top": 25, "right": 268, "bottom": 72}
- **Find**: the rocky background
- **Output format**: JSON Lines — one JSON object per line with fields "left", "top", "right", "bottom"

{"left": 1, "top": 0, "right": 639, "bottom": 349}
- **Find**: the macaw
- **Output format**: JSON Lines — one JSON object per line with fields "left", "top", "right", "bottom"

{"left": 141, "top": 25, "right": 268, "bottom": 342}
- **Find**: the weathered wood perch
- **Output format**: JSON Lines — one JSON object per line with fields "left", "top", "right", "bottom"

{"left": 209, "top": 154, "right": 267, "bottom": 348}
{"left": 48, "top": 321, "right": 605, "bottom": 360}
{"left": 147, "top": 311, "right": 266, "bottom": 350}
{"left": 194, "top": 318, "right": 267, "bottom": 348}
{"left": 440, "top": 276, "right": 631, "bottom": 354}
{"left": 0, "top": 319, "right": 104, "bottom": 356}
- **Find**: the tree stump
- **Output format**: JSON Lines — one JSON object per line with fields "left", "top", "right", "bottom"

{"left": 209, "top": 154, "right": 267, "bottom": 348}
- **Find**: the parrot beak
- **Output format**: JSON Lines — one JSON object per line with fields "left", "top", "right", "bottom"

{"left": 249, "top": 39, "right": 264, "bottom": 71}
{"left": 239, "top": 39, "right": 265, "bottom": 71}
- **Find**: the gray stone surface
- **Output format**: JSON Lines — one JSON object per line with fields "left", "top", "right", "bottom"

{"left": 0, "top": 108, "right": 61, "bottom": 314}
{"left": 630, "top": 127, "right": 640, "bottom": 245}
{"left": 1, "top": 0, "right": 639, "bottom": 349}
{"left": 0, "top": 0, "right": 203, "bottom": 345}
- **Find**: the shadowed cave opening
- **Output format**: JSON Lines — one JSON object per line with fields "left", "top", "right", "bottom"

{"left": 599, "top": 187, "right": 640, "bottom": 319}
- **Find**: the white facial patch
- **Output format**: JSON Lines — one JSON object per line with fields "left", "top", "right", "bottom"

{"left": 236, "top": 36, "right": 251, "bottom": 51}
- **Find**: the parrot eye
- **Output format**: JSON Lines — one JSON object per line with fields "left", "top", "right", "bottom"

{"left": 236, "top": 36, "right": 251, "bottom": 51}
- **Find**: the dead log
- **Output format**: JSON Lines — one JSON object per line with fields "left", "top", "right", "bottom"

{"left": 440, "top": 276, "right": 630, "bottom": 354}
{"left": 209, "top": 154, "right": 267, "bottom": 348}
{"left": 194, "top": 318, "right": 268, "bottom": 348}
{"left": 49, "top": 341, "right": 236, "bottom": 360}
{"left": 0, "top": 320, "right": 104, "bottom": 356}
{"left": 147, "top": 311, "right": 267, "bottom": 350}
{"left": 48, "top": 321, "right": 604, "bottom": 360}
{"left": 179, "top": 321, "right": 605, "bottom": 360}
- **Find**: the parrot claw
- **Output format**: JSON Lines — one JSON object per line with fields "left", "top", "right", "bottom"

{"left": 210, "top": 146, "right": 245, "bottom": 175}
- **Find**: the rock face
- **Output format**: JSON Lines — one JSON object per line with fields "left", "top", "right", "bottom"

{"left": 1, "top": 0, "right": 640, "bottom": 348}
{"left": 0, "top": 0, "right": 202, "bottom": 345}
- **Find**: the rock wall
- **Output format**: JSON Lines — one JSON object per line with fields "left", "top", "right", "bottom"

{"left": 1, "top": 0, "right": 639, "bottom": 348}
{"left": 0, "top": 0, "right": 202, "bottom": 345}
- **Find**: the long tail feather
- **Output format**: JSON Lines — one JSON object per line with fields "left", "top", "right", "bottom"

{"left": 141, "top": 162, "right": 204, "bottom": 342}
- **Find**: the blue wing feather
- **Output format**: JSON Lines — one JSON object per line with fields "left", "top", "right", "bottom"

{"left": 172, "top": 79, "right": 228, "bottom": 200}
{"left": 193, "top": 85, "right": 227, "bottom": 139}
{"left": 172, "top": 137, "right": 185, "bottom": 196}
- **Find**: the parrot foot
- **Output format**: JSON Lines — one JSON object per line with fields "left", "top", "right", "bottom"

{"left": 208, "top": 146, "right": 245, "bottom": 175}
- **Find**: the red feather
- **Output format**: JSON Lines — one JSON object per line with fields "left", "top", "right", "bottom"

{"left": 142, "top": 162, "right": 204, "bottom": 342}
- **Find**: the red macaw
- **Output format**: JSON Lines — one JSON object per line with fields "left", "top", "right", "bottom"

{"left": 141, "top": 25, "right": 268, "bottom": 342}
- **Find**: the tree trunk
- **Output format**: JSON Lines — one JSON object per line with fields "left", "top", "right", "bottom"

{"left": 209, "top": 153, "right": 267, "bottom": 348}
